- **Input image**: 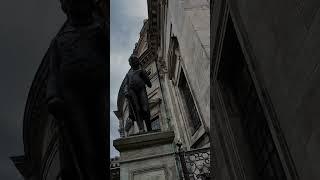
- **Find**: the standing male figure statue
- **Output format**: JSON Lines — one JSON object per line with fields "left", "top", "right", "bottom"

{"left": 46, "top": 0, "right": 107, "bottom": 179}
{"left": 124, "top": 55, "right": 153, "bottom": 134}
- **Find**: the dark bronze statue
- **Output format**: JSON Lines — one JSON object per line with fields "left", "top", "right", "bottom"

{"left": 46, "top": 0, "right": 107, "bottom": 179}
{"left": 124, "top": 55, "right": 152, "bottom": 134}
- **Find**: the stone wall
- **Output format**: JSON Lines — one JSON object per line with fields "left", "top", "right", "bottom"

{"left": 211, "top": 0, "right": 320, "bottom": 179}
{"left": 230, "top": 0, "right": 320, "bottom": 179}
{"left": 160, "top": 0, "right": 210, "bottom": 149}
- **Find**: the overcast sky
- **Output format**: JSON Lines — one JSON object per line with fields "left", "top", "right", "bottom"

{"left": 110, "top": 0, "right": 148, "bottom": 158}
{"left": 0, "top": 1, "right": 65, "bottom": 179}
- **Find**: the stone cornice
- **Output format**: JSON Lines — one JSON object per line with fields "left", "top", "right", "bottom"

{"left": 140, "top": 48, "right": 156, "bottom": 68}
{"left": 147, "top": 0, "right": 161, "bottom": 53}
{"left": 113, "top": 131, "right": 175, "bottom": 151}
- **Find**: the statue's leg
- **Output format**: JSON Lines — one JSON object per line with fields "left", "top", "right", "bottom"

{"left": 139, "top": 89, "right": 152, "bottom": 131}
{"left": 145, "top": 116, "right": 152, "bottom": 131}
{"left": 129, "top": 90, "right": 144, "bottom": 132}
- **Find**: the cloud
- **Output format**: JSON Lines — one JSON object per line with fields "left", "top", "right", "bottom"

{"left": 111, "top": 0, "right": 147, "bottom": 19}
{"left": 110, "top": 0, "right": 148, "bottom": 158}
{"left": 121, "top": 0, "right": 148, "bottom": 18}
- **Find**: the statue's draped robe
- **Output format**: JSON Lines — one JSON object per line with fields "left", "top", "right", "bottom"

{"left": 47, "top": 19, "right": 107, "bottom": 179}
{"left": 124, "top": 68, "right": 152, "bottom": 131}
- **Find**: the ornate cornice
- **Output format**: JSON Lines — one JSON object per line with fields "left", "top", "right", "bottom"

{"left": 147, "top": 0, "right": 161, "bottom": 53}
{"left": 140, "top": 48, "right": 156, "bottom": 68}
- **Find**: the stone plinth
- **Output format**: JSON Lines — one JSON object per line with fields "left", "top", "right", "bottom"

{"left": 113, "top": 131, "right": 179, "bottom": 180}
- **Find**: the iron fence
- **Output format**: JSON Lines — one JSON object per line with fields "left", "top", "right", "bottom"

{"left": 176, "top": 146, "right": 211, "bottom": 180}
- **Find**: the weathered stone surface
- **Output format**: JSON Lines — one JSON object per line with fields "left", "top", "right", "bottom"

{"left": 211, "top": 0, "right": 320, "bottom": 179}
{"left": 120, "top": 155, "right": 178, "bottom": 180}
{"left": 113, "top": 131, "right": 175, "bottom": 152}
{"left": 114, "top": 131, "right": 177, "bottom": 180}
{"left": 162, "top": 0, "right": 210, "bottom": 149}
{"left": 132, "top": 168, "right": 166, "bottom": 180}
{"left": 232, "top": 0, "right": 320, "bottom": 179}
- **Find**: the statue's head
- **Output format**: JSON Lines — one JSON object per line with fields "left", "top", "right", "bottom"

{"left": 60, "top": 0, "right": 95, "bottom": 17}
{"left": 129, "top": 55, "right": 140, "bottom": 69}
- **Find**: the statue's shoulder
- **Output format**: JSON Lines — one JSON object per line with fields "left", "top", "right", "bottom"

{"left": 137, "top": 69, "right": 146, "bottom": 74}
{"left": 55, "top": 21, "right": 104, "bottom": 44}
{"left": 47, "top": 35, "right": 60, "bottom": 55}
{"left": 128, "top": 68, "right": 135, "bottom": 73}
{"left": 52, "top": 23, "right": 74, "bottom": 46}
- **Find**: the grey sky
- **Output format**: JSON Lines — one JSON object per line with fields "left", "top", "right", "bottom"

{"left": 110, "top": 0, "right": 148, "bottom": 157}
{"left": 0, "top": 1, "right": 64, "bottom": 179}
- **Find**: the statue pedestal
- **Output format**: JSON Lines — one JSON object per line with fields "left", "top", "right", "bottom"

{"left": 114, "top": 131, "right": 178, "bottom": 180}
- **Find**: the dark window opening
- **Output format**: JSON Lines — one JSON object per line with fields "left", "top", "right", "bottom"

{"left": 178, "top": 70, "right": 201, "bottom": 132}
{"left": 168, "top": 37, "right": 179, "bottom": 80}
{"left": 217, "top": 16, "right": 286, "bottom": 179}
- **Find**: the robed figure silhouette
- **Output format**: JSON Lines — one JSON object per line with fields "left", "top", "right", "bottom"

{"left": 46, "top": 0, "right": 108, "bottom": 179}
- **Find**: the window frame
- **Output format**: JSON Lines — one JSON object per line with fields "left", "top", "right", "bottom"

{"left": 175, "top": 66, "right": 206, "bottom": 148}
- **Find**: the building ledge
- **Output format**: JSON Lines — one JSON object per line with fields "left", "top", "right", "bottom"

{"left": 10, "top": 155, "right": 29, "bottom": 178}
{"left": 113, "top": 131, "right": 175, "bottom": 152}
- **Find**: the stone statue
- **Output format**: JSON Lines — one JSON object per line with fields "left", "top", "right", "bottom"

{"left": 46, "top": 0, "right": 107, "bottom": 179}
{"left": 124, "top": 55, "right": 152, "bottom": 134}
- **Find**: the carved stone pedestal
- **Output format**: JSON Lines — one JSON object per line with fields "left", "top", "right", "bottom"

{"left": 113, "top": 131, "right": 178, "bottom": 180}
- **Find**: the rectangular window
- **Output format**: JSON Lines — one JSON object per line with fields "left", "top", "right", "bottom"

{"left": 216, "top": 16, "right": 286, "bottom": 179}
{"left": 219, "top": 60, "right": 285, "bottom": 179}
{"left": 178, "top": 70, "right": 201, "bottom": 132}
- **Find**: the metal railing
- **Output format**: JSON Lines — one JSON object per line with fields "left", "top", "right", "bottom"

{"left": 176, "top": 143, "right": 211, "bottom": 180}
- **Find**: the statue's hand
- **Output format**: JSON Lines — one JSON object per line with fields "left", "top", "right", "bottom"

{"left": 47, "top": 97, "right": 66, "bottom": 118}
